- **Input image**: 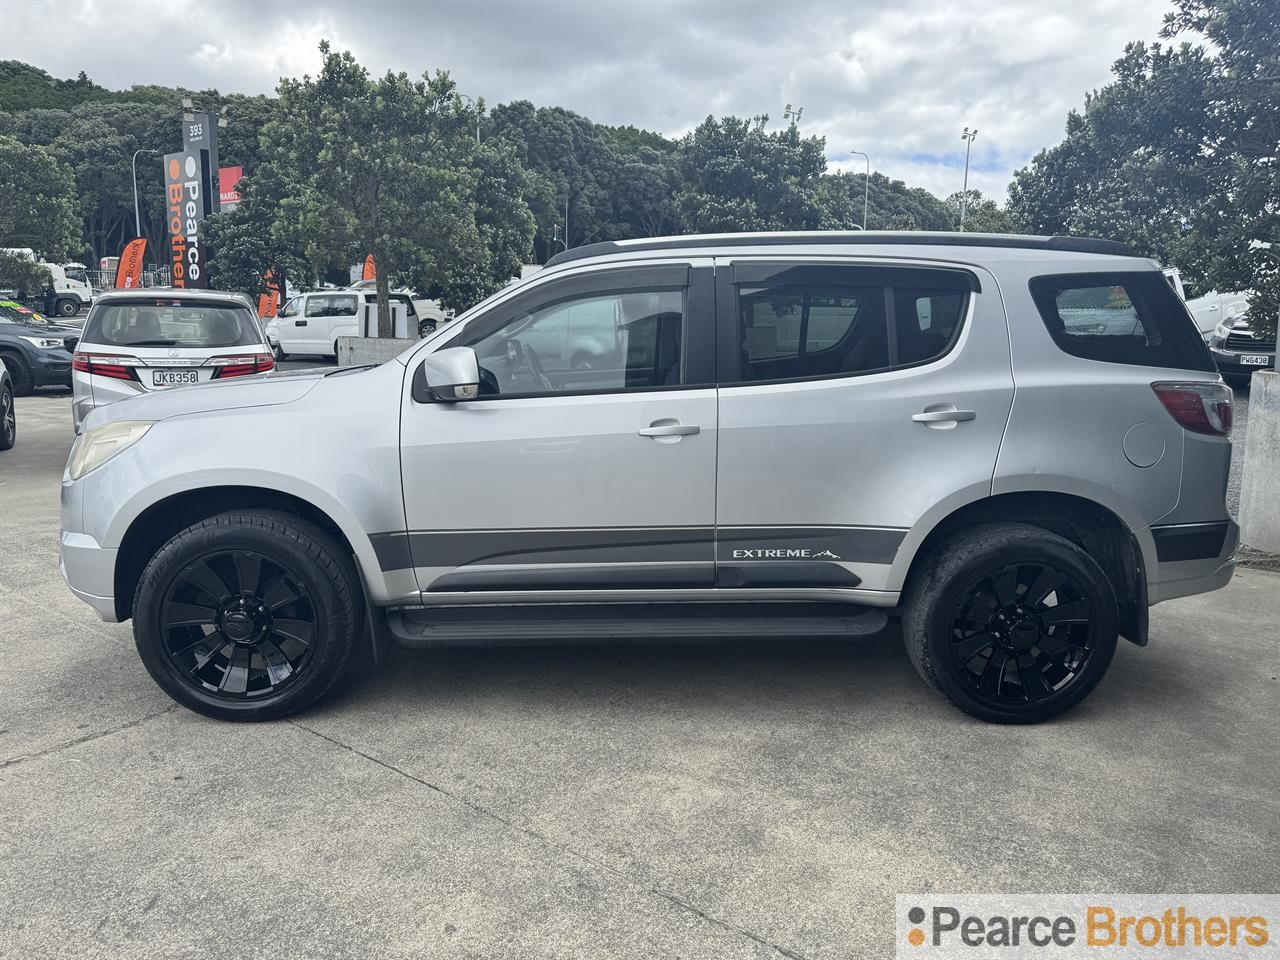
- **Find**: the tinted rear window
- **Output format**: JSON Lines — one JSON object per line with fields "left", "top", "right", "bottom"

{"left": 85, "top": 299, "right": 261, "bottom": 348}
{"left": 1029, "top": 271, "right": 1213, "bottom": 371}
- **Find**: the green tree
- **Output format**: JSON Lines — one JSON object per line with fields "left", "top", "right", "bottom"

{"left": 0, "top": 134, "right": 80, "bottom": 258}
{"left": 818, "top": 170, "right": 954, "bottom": 231}
{"left": 675, "top": 116, "right": 827, "bottom": 232}
{"left": 946, "top": 190, "right": 1013, "bottom": 233}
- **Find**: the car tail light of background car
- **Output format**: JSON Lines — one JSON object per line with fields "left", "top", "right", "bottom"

{"left": 71, "top": 353, "right": 140, "bottom": 382}
{"left": 1152, "top": 381, "right": 1233, "bottom": 436}
{"left": 207, "top": 353, "right": 275, "bottom": 379}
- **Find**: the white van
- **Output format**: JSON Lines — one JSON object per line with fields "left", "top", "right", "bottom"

{"left": 264, "top": 290, "right": 420, "bottom": 359}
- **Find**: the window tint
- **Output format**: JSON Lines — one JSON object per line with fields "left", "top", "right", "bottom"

{"left": 84, "top": 300, "right": 261, "bottom": 348}
{"left": 1029, "top": 272, "right": 1214, "bottom": 371}
{"left": 462, "top": 288, "right": 684, "bottom": 396}
{"left": 732, "top": 267, "right": 970, "bottom": 384}
{"left": 304, "top": 294, "right": 358, "bottom": 318}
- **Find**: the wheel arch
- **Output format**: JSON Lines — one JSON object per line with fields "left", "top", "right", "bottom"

{"left": 113, "top": 486, "right": 372, "bottom": 622}
{"left": 898, "top": 490, "right": 1150, "bottom": 646}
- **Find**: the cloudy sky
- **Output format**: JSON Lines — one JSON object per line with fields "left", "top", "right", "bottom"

{"left": 1, "top": 0, "right": 1175, "bottom": 202}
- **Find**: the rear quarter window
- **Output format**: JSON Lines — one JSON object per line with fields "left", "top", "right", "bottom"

{"left": 1029, "top": 271, "right": 1214, "bottom": 372}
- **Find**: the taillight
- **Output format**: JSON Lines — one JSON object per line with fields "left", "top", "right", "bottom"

{"left": 1152, "top": 381, "right": 1233, "bottom": 436}
{"left": 209, "top": 353, "right": 275, "bottom": 379}
{"left": 72, "top": 353, "right": 140, "bottom": 382}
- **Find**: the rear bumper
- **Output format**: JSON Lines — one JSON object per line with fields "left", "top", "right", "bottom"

{"left": 1148, "top": 519, "right": 1239, "bottom": 604}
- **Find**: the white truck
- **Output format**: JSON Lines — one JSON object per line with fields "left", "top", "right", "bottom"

{"left": 2, "top": 248, "right": 95, "bottom": 317}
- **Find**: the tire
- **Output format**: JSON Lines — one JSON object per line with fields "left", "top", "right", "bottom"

{"left": 272, "top": 342, "right": 287, "bottom": 362}
{"left": 901, "top": 522, "right": 1118, "bottom": 724}
{"left": 569, "top": 351, "right": 595, "bottom": 372}
{"left": 1, "top": 353, "right": 34, "bottom": 396}
{"left": 56, "top": 298, "right": 78, "bottom": 317}
{"left": 132, "top": 510, "right": 364, "bottom": 722}
{"left": 418, "top": 319, "right": 436, "bottom": 338}
{"left": 0, "top": 383, "right": 14, "bottom": 450}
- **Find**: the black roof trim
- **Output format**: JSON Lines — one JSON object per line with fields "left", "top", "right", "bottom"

{"left": 544, "top": 232, "right": 1141, "bottom": 267}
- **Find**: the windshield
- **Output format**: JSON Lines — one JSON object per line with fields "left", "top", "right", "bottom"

{"left": 0, "top": 301, "right": 53, "bottom": 326}
{"left": 64, "top": 266, "right": 88, "bottom": 284}
{"left": 84, "top": 299, "right": 263, "bottom": 348}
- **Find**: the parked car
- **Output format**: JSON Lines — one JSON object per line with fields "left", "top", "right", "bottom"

{"left": 264, "top": 290, "right": 424, "bottom": 359}
{"left": 1, "top": 248, "right": 94, "bottom": 316}
{"left": 0, "top": 299, "right": 77, "bottom": 395}
{"left": 61, "top": 231, "right": 1236, "bottom": 725}
{"left": 0, "top": 357, "right": 14, "bottom": 451}
{"left": 69, "top": 289, "right": 274, "bottom": 433}
{"left": 1205, "top": 311, "right": 1275, "bottom": 382}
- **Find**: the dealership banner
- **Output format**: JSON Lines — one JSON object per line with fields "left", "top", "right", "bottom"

{"left": 257, "top": 268, "right": 282, "bottom": 319}
{"left": 362, "top": 254, "right": 376, "bottom": 281}
{"left": 114, "top": 238, "right": 146, "bottom": 290}
{"left": 896, "top": 895, "right": 1279, "bottom": 958}
{"left": 163, "top": 151, "right": 208, "bottom": 289}
{"left": 219, "top": 165, "right": 243, "bottom": 211}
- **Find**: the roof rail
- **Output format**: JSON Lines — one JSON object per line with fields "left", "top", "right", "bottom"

{"left": 544, "top": 231, "right": 1142, "bottom": 267}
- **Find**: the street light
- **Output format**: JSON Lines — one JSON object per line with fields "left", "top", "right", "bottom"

{"left": 959, "top": 126, "right": 978, "bottom": 232}
{"left": 131, "top": 148, "right": 158, "bottom": 237}
{"left": 783, "top": 103, "right": 804, "bottom": 124}
{"left": 457, "top": 94, "right": 481, "bottom": 142}
{"left": 849, "top": 150, "right": 871, "bottom": 229}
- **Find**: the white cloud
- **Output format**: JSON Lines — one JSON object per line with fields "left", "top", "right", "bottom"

{"left": 0, "top": 0, "right": 1174, "bottom": 202}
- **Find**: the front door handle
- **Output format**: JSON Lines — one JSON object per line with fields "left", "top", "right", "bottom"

{"left": 912, "top": 408, "right": 976, "bottom": 424}
{"left": 638, "top": 422, "right": 700, "bottom": 438}
{"left": 295, "top": 320, "right": 308, "bottom": 326}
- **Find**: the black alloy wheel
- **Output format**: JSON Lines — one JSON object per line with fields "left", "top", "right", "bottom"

{"left": 948, "top": 561, "right": 1095, "bottom": 708}
{"left": 159, "top": 549, "right": 318, "bottom": 700}
{"left": 133, "top": 511, "right": 362, "bottom": 721}
{"left": 902, "top": 522, "right": 1118, "bottom": 723}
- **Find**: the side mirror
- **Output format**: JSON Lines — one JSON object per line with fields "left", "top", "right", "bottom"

{"left": 63, "top": 336, "right": 79, "bottom": 353}
{"left": 414, "top": 346, "right": 480, "bottom": 403}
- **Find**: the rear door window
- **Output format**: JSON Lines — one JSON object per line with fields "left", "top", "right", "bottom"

{"left": 305, "top": 294, "right": 358, "bottom": 318}
{"left": 728, "top": 263, "right": 973, "bottom": 384}
{"left": 1029, "top": 272, "right": 1214, "bottom": 371}
{"left": 83, "top": 300, "right": 261, "bottom": 348}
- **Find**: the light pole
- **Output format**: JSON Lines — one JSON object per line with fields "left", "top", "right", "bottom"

{"left": 849, "top": 150, "right": 871, "bottom": 229}
{"left": 131, "top": 148, "right": 157, "bottom": 237}
{"left": 458, "top": 94, "right": 481, "bottom": 142}
{"left": 959, "top": 126, "right": 978, "bottom": 231}
{"left": 783, "top": 103, "right": 804, "bottom": 124}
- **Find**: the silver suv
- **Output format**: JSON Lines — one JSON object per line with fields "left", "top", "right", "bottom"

{"left": 59, "top": 233, "right": 1237, "bottom": 724}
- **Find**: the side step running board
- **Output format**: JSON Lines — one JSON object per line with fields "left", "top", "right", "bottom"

{"left": 386, "top": 602, "right": 889, "bottom": 649}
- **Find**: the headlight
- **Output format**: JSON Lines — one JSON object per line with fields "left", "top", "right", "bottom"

{"left": 1213, "top": 319, "right": 1234, "bottom": 340}
{"left": 66, "top": 421, "right": 153, "bottom": 480}
{"left": 19, "top": 335, "right": 64, "bottom": 349}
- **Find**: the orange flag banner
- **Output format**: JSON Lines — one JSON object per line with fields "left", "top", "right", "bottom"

{"left": 115, "top": 237, "right": 147, "bottom": 289}
{"left": 257, "top": 268, "right": 282, "bottom": 319}
{"left": 362, "top": 254, "right": 376, "bottom": 281}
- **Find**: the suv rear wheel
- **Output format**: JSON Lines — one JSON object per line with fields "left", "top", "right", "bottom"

{"left": 132, "top": 510, "right": 363, "bottom": 722}
{"left": 0, "top": 380, "right": 14, "bottom": 450}
{"left": 902, "top": 523, "right": 1118, "bottom": 724}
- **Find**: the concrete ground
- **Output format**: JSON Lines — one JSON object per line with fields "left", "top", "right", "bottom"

{"left": 2, "top": 391, "right": 1278, "bottom": 960}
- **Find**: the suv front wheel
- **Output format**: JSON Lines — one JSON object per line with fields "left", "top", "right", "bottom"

{"left": 902, "top": 523, "right": 1118, "bottom": 724}
{"left": 133, "top": 510, "right": 363, "bottom": 721}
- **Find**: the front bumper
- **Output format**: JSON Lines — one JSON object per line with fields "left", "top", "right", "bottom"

{"left": 31, "top": 349, "right": 73, "bottom": 387}
{"left": 60, "top": 529, "right": 119, "bottom": 621}
{"left": 1210, "top": 346, "right": 1275, "bottom": 377}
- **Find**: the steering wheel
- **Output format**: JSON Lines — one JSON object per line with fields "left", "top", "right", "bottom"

{"left": 505, "top": 339, "right": 554, "bottom": 392}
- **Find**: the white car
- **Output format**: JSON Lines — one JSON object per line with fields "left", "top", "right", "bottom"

{"left": 265, "top": 290, "right": 430, "bottom": 359}
{"left": 70, "top": 289, "right": 274, "bottom": 433}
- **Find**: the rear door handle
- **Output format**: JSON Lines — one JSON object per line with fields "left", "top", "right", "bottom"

{"left": 638, "top": 422, "right": 700, "bottom": 437}
{"left": 295, "top": 320, "right": 308, "bottom": 326}
{"left": 912, "top": 409, "right": 976, "bottom": 423}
